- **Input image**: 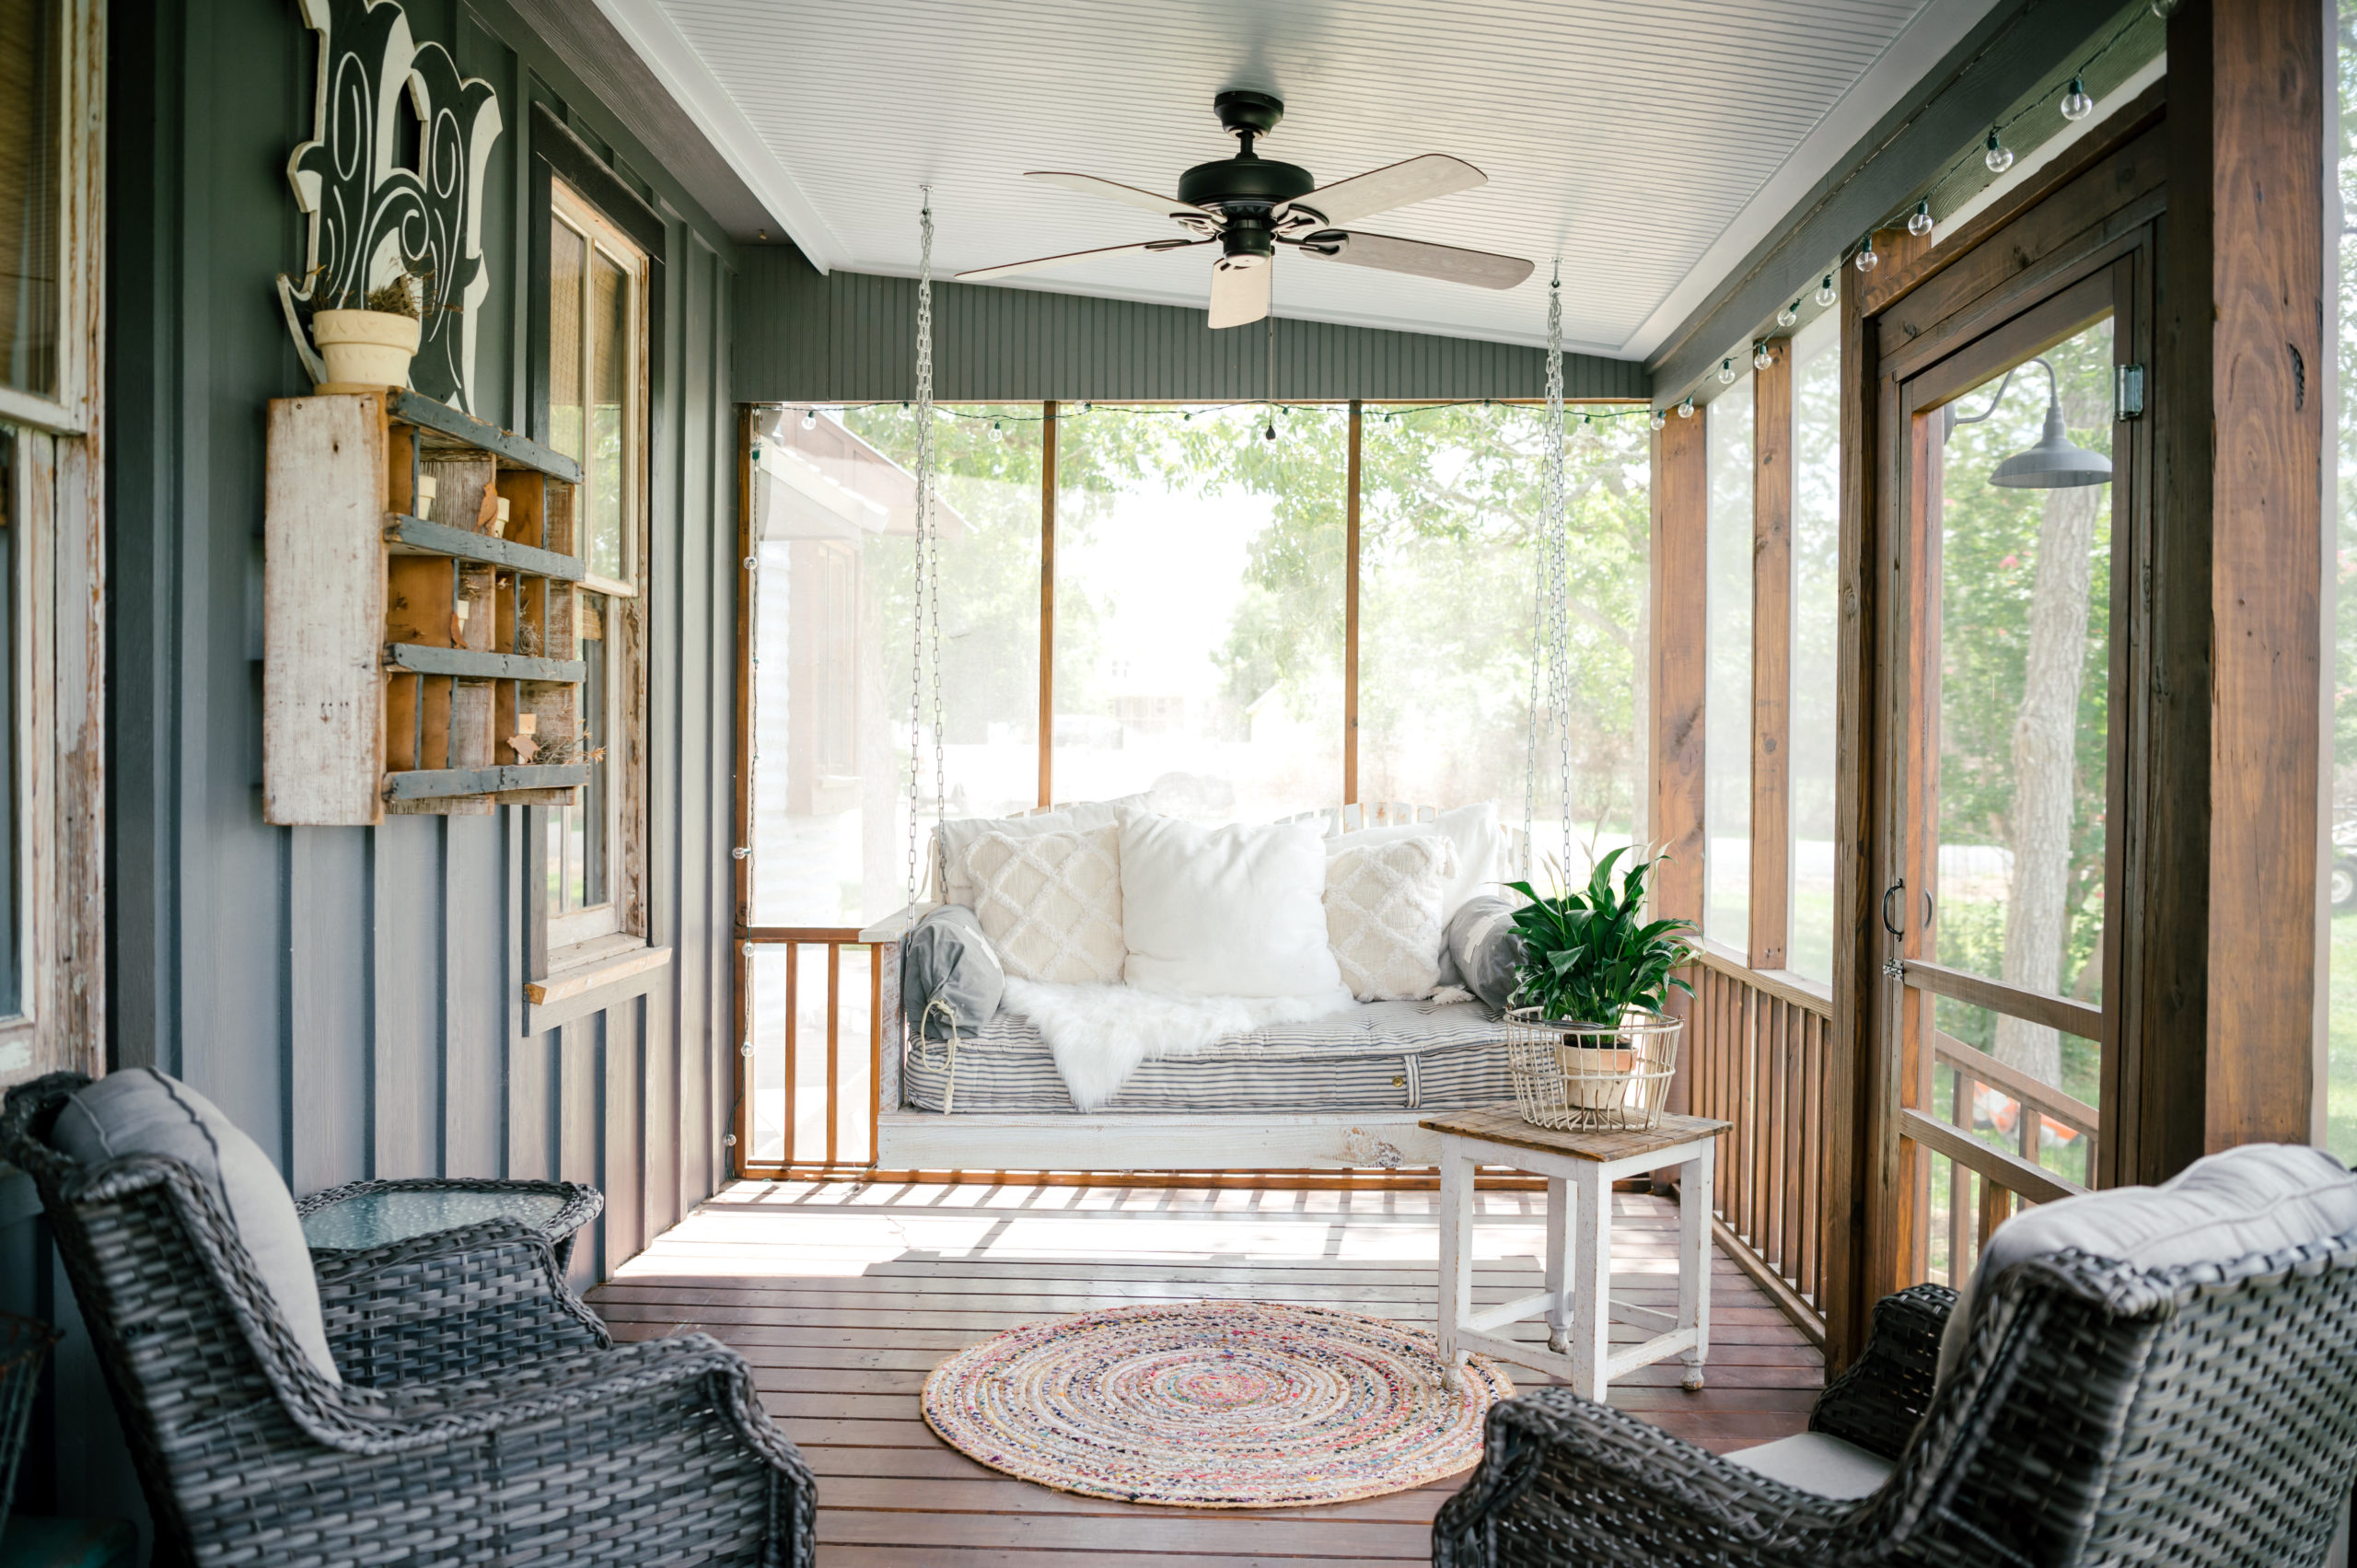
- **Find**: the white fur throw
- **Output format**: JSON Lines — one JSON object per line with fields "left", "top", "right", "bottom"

{"left": 1325, "top": 835, "right": 1453, "bottom": 1001}
{"left": 1003, "top": 975, "right": 1356, "bottom": 1110}
{"left": 965, "top": 826, "right": 1125, "bottom": 985}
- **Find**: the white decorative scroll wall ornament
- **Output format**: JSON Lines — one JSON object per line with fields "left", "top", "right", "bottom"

{"left": 275, "top": 0, "right": 502, "bottom": 412}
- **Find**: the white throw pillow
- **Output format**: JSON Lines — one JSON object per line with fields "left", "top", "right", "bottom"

{"left": 1326, "top": 836, "right": 1453, "bottom": 1001}
{"left": 935, "top": 795, "right": 1151, "bottom": 909}
{"left": 1120, "top": 817, "right": 1342, "bottom": 998}
{"left": 964, "top": 826, "right": 1126, "bottom": 985}
{"left": 1325, "top": 801, "right": 1502, "bottom": 924}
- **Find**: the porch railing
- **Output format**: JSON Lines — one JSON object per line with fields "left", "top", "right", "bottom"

{"left": 1687, "top": 947, "right": 1833, "bottom": 1342}
{"left": 734, "top": 933, "right": 880, "bottom": 1172}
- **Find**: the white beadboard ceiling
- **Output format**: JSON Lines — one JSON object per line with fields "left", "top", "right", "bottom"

{"left": 590, "top": 0, "right": 2003, "bottom": 357}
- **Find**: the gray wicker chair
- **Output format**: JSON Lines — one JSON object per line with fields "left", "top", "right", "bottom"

{"left": 1434, "top": 1231, "right": 2357, "bottom": 1567}
{"left": 3, "top": 1073, "right": 816, "bottom": 1567}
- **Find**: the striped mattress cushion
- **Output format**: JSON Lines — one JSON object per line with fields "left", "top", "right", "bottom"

{"left": 900, "top": 997, "right": 1513, "bottom": 1113}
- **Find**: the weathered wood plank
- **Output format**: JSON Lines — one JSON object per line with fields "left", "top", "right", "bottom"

{"left": 1749, "top": 340, "right": 1792, "bottom": 971}
{"left": 386, "top": 513, "right": 586, "bottom": 580}
{"left": 384, "top": 643, "right": 584, "bottom": 683}
{"left": 264, "top": 395, "right": 387, "bottom": 826}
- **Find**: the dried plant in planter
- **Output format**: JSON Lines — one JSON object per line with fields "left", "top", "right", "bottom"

{"left": 364, "top": 273, "right": 422, "bottom": 319}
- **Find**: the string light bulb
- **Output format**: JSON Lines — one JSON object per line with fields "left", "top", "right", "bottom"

{"left": 1716, "top": 357, "right": 1737, "bottom": 386}
{"left": 1776, "top": 301, "right": 1800, "bottom": 329}
{"left": 800, "top": 408, "right": 817, "bottom": 430}
{"left": 1984, "top": 130, "right": 2014, "bottom": 174}
{"left": 1752, "top": 341, "right": 1772, "bottom": 371}
{"left": 1908, "top": 199, "right": 1933, "bottom": 238}
{"left": 2149, "top": 0, "right": 2177, "bottom": 16}
{"left": 1816, "top": 273, "right": 1838, "bottom": 308}
{"left": 1854, "top": 232, "right": 1878, "bottom": 273}
{"left": 2061, "top": 75, "right": 2095, "bottom": 122}
{"left": 1678, "top": 397, "right": 1695, "bottom": 420}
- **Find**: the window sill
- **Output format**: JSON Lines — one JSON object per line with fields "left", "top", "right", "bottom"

{"left": 526, "top": 939, "right": 672, "bottom": 1033}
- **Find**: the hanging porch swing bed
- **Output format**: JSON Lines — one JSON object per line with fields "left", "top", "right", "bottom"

{"left": 867, "top": 801, "right": 1532, "bottom": 1172}
{"left": 865, "top": 197, "right": 1588, "bottom": 1175}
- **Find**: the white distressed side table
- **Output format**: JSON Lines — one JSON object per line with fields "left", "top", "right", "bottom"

{"left": 1420, "top": 1106, "right": 1732, "bottom": 1400}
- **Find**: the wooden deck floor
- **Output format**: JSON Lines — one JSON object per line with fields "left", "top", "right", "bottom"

{"left": 588, "top": 1179, "right": 1824, "bottom": 1567}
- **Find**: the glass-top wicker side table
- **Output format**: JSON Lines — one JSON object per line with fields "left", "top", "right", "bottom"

{"left": 297, "top": 1179, "right": 602, "bottom": 1268}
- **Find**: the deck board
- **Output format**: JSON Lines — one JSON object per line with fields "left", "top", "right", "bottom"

{"left": 587, "top": 1179, "right": 1823, "bottom": 1567}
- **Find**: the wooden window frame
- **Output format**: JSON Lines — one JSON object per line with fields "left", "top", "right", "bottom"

{"left": 520, "top": 107, "right": 672, "bottom": 1016}
{"left": 0, "top": 0, "right": 102, "bottom": 1091}
{"left": 543, "top": 180, "right": 648, "bottom": 956}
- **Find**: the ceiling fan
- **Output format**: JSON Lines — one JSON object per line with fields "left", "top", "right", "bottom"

{"left": 958, "top": 89, "right": 1535, "bottom": 329}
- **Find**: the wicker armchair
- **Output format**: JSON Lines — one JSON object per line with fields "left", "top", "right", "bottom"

{"left": 1434, "top": 1233, "right": 2357, "bottom": 1567}
{"left": 3, "top": 1073, "right": 816, "bottom": 1567}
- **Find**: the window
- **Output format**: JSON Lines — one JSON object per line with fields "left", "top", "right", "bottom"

{"left": 738, "top": 399, "right": 1651, "bottom": 935}
{"left": 0, "top": 0, "right": 96, "bottom": 1090}
{"left": 1358, "top": 402, "right": 1649, "bottom": 879}
{"left": 543, "top": 184, "right": 646, "bottom": 951}
{"left": 0, "top": 0, "right": 61, "bottom": 402}
{"left": 1788, "top": 313, "right": 1841, "bottom": 983}
{"left": 747, "top": 403, "right": 1043, "bottom": 928}
{"left": 1704, "top": 374, "right": 1755, "bottom": 947}
{"left": 1053, "top": 403, "right": 1343, "bottom": 824}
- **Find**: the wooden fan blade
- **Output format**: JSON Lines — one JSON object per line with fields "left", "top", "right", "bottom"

{"left": 1296, "top": 230, "right": 1532, "bottom": 290}
{"left": 1025, "top": 170, "right": 1211, "bottom": 223}
{"left": 1284, "top": 154, "right": 1486, "bottom": 227}
{"left": 1206, "top": 258, "right": 1271, "bottom": 330}
{"left": 958, "top": 238, "right": 1207, "bottom": 283}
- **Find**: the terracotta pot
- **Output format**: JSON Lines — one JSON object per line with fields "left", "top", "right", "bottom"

{"left": 312, "top": 308, "right": 420, "bottom": 391}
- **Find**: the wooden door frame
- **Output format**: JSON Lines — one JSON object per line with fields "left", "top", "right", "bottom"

{"left": 1829, "top": 85, "right": 2169, "bottom": 1361}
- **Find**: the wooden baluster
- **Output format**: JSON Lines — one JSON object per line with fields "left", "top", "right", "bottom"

{"left": 784, "top": 944, "right": 798, "bottom": 1167}
{"left": 1946, "top": 1067, "right": 1969, "bottom": 1285}
{"left": 826, "top": 943, "right": 842, "bottom": 1167}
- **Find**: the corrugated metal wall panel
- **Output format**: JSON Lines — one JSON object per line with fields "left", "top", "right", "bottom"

{"left": 736, "top": 245, "right": 1650, "bottom": 404}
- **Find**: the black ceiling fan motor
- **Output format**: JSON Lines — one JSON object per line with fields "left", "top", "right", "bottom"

{"left": 1178, "top": 90, "right": 1315, "bottom": 214}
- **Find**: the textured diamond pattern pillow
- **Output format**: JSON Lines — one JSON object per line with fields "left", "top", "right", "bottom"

{"left": 965, "top": 826, "right": 1125, "bottom": 984}
{"left": 1325, "top": 836, "right": 1454, "bottom": 1001}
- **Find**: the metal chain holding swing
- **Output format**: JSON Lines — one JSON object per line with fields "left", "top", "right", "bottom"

{"left": 1523, "top": 264, "right": 1573, "bottom": 882}
{"left": 905, "top": 188, "right": 946, "bottom": 916}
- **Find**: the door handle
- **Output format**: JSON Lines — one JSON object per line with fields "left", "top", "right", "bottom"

{"left": 1881, "top": 879, "right": 1906, "bottom": 938}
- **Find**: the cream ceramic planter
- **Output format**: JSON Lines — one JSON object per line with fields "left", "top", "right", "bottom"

{"left": 311, "top": 308, "right": 420, "bottom": 392}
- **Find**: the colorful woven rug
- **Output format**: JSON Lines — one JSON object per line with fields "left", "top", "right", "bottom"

{"left": 921, "top": 1300, "right": 1514, "bottom": 1508}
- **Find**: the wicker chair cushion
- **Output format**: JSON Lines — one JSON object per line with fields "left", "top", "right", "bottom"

{"left": 1936, "top": 1142, "right": 2357, "bottom": 1389}
{"left": 52, "top": 1068, "right": 342, "bottom": 1382}
{"left": 1723, "top": 1430, "right": 1894, "bottom": 1499}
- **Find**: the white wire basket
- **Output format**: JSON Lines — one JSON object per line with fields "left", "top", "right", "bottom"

{"left": 1504, "top": 1006, "right": 1684, "bottom": 1132}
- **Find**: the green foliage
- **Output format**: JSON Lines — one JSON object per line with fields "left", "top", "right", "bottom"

{"left": 1933, "top": 323, "right": 2114, "bottom": 1000}
{"left": 1504, "top": 848, "right": 1698, "bottom": 1025}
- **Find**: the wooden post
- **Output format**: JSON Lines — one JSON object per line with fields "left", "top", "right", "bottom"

{"left": 1039, "top": 401, "right": 1057, "bottom": 808}
{"left": 2142, "top": 0, "right": 2326, "bottom": 1171}
{"left": 1652, "top": 404, "right": 1708, "bottom": 1161}
{"left": 1345, "top": 400, "right": 1363, "bottom": 807}
{"left": 1652, "top": 409, "right": 1708, "bottom": 923}
{"left": 1750, "top": 342, "right": 1793, "bottom": 971}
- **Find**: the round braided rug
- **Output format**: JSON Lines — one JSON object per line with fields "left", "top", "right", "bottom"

{"left": 920, "top": 1300, "right": 1515, "bottom": 1508}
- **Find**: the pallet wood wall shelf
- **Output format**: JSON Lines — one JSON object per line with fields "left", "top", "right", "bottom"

{"left": 264, "top": 389, "right": 593, "bottom": 825}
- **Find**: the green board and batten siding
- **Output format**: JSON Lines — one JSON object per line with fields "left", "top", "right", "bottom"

{"left": 736, "top": 244, "right": 1651, "bottom": 404}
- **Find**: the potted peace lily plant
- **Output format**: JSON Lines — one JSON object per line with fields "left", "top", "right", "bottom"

{"left": 309, "top": 271, "right": 424, "bottom": 392}
{"left": 1501, "top": 847, "right": 1699, "bottom": 1130}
